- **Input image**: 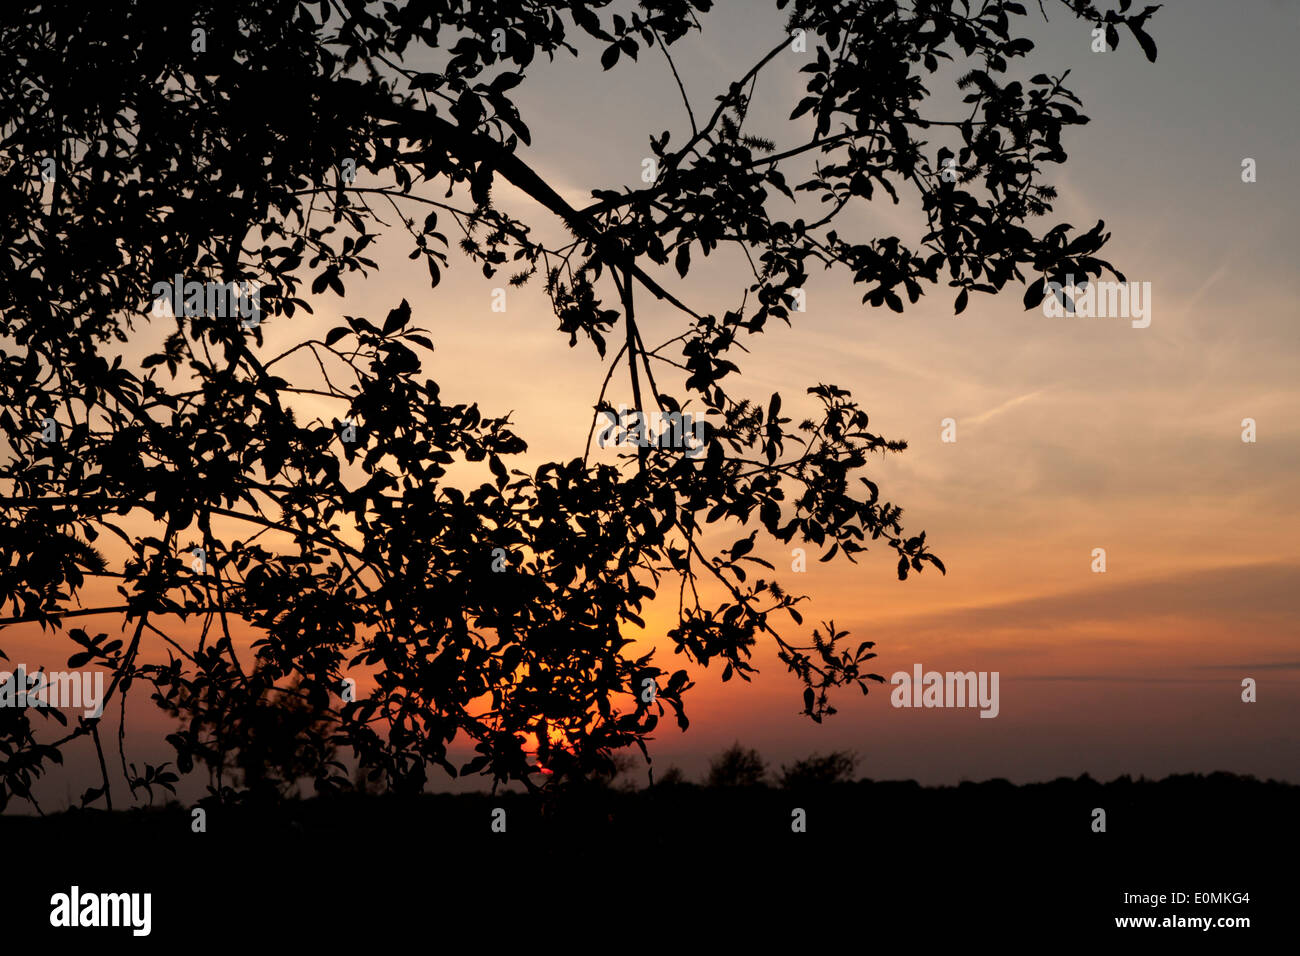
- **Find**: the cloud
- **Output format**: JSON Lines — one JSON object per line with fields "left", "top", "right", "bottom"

{"left": 966, "top": 388, "right": 1050, "bottom": 427}
{"left": 890, "top": 561, "right": 1300, "bottom": 635}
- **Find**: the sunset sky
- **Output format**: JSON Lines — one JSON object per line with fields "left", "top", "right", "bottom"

{"left": 8, "top": 0, "right": 1298, "bottom": 808}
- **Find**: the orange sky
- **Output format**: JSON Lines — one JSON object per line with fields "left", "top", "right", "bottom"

{"left": 6, "top": 0, "right": 1298, "bottom": 808}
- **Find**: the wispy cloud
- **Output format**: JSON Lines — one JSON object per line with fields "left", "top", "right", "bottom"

{"left": 966, "top": 388, "right": 1050, "bottom": 427}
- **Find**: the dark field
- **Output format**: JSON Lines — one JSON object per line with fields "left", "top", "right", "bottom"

{"left": 5, "top": 772, "right": 1292, "bottom": 944}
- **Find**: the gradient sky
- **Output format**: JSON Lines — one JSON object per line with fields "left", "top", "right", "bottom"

{"left": 8, "top": 0, "right": 1298, "bottom": 808}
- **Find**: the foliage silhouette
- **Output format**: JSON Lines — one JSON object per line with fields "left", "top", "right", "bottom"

{"left": 777, "top": 749, "right": 856, "bottom": 788}
{"left": 0, "top": 0, "right": 1158, "bottom": 807}
{"left": 654, "top": 764, "right": 687, "bottom": 787}
{"left": 707, "top": 742, "right": 768, "bottom": 787}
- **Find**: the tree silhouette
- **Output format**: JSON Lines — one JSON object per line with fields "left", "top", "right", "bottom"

{"left": 0, "top": 0, "right": 1158, "bottom": 808}
{"left": 777, "top": 749, "right": 856, "bottom": 788}
{"left": 707, "top": 742, "right": 768, "bottom": 788}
